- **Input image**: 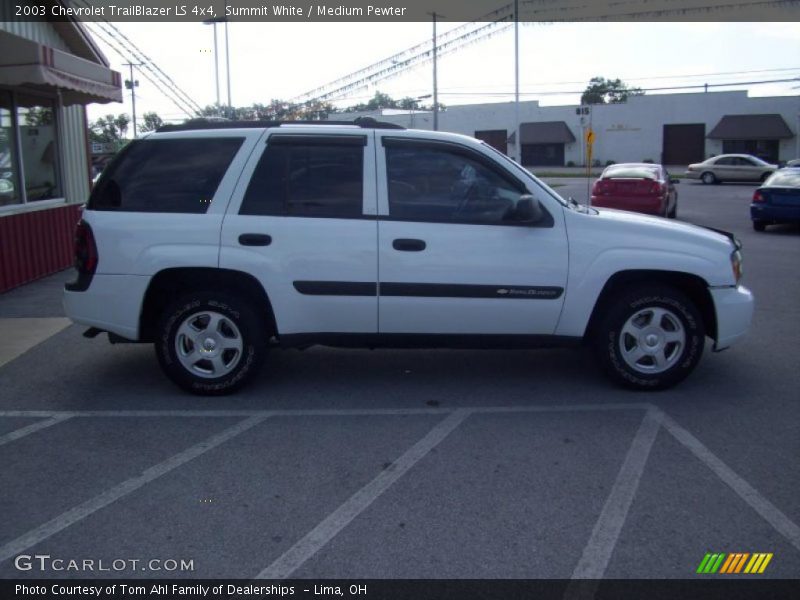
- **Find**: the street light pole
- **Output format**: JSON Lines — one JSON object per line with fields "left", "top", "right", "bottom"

{"left": 212, "top": 22, "right": 220, "bottom": 107}
{"left": 514, "top": 0, "right": 520, "bottom": 162}
{"left": 224, "top": 17, "right": 232, "bottom": 112}
{"left": 203, "top": 20, "right": 221, "bottom": 112}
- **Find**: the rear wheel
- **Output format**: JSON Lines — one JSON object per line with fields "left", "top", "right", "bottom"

{"left": 155, "top": 292, "right": 268, "bottom": 395}
{"left": 667, "top": 198, "right": 677, "bottom": 218}
{"left": 752, "top": 220, "right": 767, "bottom": 232}
{"left": 701, "top": 172, "right": 716, "bottom": 185}
{"left": 592, "top": 285, "right": 705, "bottom": 390}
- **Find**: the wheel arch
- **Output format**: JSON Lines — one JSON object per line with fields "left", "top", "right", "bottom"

{"left": 584, "top": 270, "right": 717, "bottom": 342}
{"left": 139, "top": 267, "right": 277, "bottom": 342}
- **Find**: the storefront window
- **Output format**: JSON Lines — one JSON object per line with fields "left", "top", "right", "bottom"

{"left": 16, "top": 95, "right": 61, "bottom": 202}
{"left": 0, "top": 91, "right": 20, "bottom": 206}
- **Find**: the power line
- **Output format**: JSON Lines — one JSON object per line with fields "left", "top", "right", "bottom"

{"left": 85, "top": 23, "right": 199, "bottom": 118}
{"left": 295, "top": 0, "right": 799, "bottom": 106}
{"left": 73, "top": 0, "right": 203, "bottom": 117}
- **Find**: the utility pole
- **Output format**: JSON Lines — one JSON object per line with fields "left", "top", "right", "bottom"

{"left": 123, "top": 62, "right": 142, "bottom": 138}
{"left": 514, "top": 0, "right": 520, "bottom": 162}
{"left": 224, "top": 17, "right": 232, "bottom": 112}
{"left": 428, "top": 12, "right": 441, "bottom": 131}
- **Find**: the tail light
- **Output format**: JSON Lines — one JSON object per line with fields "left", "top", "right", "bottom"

{"left": 649, "top": 181, "right": 665, "bottom": 195}
{"left": 66, "top": 220, "right": 98, "bottom": 291}
{"left": 593, "top": 179, "right": 609, "bottom": 194}
{"left": 752, "top": 190, "right": 766, "bottom": 203}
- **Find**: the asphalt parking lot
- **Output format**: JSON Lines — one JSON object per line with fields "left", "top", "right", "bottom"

{"left": 0, "top": 180, "right": 798, "bottom": 583}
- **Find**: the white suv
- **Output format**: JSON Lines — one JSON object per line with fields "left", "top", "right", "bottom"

{"left": 64, "top": 118, "right": 754, "bottom": 395}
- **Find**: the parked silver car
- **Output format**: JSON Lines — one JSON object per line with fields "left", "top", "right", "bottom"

{"left": 685, "top": 154, "right": 777, "bottom": 184}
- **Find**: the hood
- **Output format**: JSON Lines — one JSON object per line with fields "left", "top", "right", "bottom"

{"left": 595, "top": 207, "right": 732, "bottom": 243}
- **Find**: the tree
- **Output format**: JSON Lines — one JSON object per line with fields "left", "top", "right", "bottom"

{"left": 580, "top": 77, "right": 644, "bottom": 105}
{"left": 139, "top": 111, "right": 164, "bottom": 133}
{"left": 343, "top": 91, "right": 435, "bottom": 113}
{"left": 24, "top": 106, "right": 54, "bottom": 126}
{"left": 195, "top": 100, "right": 335, "bottom": 122}
{"left": 88, "top": 114, "right": 130, "bottom": 143}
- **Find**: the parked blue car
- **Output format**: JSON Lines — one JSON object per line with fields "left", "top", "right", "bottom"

{"left": 751, "top": 168, "right": 800, "bottom": 231}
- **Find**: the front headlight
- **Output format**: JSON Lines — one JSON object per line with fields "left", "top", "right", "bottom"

{"left": 731, "top": 249, "right": 743, "bottom": 284}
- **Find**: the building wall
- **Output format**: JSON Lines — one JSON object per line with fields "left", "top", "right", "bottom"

{"left": 0, "top": 19, "right": 91, "bottom": 205}
{"left": 357, "top": 91, "right": 800, "bottom": 166}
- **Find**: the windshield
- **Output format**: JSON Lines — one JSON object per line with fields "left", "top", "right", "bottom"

{"left": 480, "top": 141, "right": 569, "bottom": 207}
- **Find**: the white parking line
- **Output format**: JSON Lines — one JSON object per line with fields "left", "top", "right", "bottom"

{"left": 0, "top": 403, "right": 648, "bottom": 420}
{"left": 255, "top": 408, "right": 473, "bottom": 580}
{"left": 660, "top": 411, "right": 800, "bottom": 553}
{"left": 0, "top": 414, "right": 270, "bottom": 564}
{"left": 0, "top": 415, "right": 74, "bottom": 447}
{"left": 569, "top": 408, "right": 663, "bottom": 584}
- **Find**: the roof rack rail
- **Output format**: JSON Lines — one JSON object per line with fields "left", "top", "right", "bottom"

{"left": 156, "top": 116, "right": 404, "bottom": 133}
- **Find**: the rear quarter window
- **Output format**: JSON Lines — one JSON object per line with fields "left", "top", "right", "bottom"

{"left": 88, "top": 137, "right": 244, "bottom": 213}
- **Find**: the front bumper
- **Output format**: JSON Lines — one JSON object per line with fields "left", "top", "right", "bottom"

{"left": 709, "top": 285, "right": 754, "bottom": 351}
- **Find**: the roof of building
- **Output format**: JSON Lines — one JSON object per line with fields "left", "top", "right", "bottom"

{"left": 707, "top": 114, "right": 793, "bottom": 140}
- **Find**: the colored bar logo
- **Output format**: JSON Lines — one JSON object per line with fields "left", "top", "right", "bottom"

{"left": 697, "top": 552, "right": 773, "bottom": 574}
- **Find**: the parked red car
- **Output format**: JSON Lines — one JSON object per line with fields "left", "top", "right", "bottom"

{"left": 591, "top": 163, "right": 678, "bottom": 218}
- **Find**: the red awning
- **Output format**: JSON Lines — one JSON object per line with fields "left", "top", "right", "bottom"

{"left": 0, "top": 29, "right": 122, "bottom": 105}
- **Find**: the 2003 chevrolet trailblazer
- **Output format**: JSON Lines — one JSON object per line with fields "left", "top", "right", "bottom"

{"left": 64, "top": 119, "right": 754, "bottom": 395}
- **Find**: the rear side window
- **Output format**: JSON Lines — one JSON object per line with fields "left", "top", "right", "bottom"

{"left": 89, "top": 138, "right": 244, "bottom": 213}
{"left": 239, "top": 135, "right": 364, "bottom": 218}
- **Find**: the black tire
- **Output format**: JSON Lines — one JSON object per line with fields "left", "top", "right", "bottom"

{"left": 752, "top": 220, "right": 766, "bottom": 232}
{"left": 700, "top": 172, "right": 716, "bottom": 185}
{"left": 155, "top": 292, "right": 268, "bottom": 395}
{"left": 667, "top": 199, "right": 677, "bottom": 219}
{"left": 592, "top": 285, "right": 705, "bottom": 390}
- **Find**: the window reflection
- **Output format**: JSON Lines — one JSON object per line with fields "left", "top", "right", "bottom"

{"left": 0, "top": 91, "right": 20, "bottom": 206}
{"left": 17, "top": 95, "right": 60, "bottom": 202}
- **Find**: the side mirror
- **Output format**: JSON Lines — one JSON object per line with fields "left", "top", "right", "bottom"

{"left": 512, "top": 194, "right": 543, "bottom": 223}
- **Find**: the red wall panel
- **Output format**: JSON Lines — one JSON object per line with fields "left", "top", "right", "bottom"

{"left": 0, "top": 204, "right": 82, "bottom": 293}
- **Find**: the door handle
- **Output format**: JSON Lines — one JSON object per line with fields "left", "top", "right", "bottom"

{"left": 238, "top": 233, "right": 272, "bottom": 246}
{"left": 393, "top": 238, "right": 426, "bottom": 252}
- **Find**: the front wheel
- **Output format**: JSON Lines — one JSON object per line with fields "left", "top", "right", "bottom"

{"left": 592, "top": 285, "right": 705, "bottom": 390}
{"left": 155, "top": 292, "right": 268, "bottom": 395}
{"left": 700, "top": 172, "right": 716, "bottom": 185}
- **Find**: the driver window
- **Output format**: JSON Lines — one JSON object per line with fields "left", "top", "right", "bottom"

{"left": 385, "top": 142, "right": 525, "bottom": 224}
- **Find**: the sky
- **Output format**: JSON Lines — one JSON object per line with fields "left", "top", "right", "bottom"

{"left": 85, "top": 20, "right": 800, "bottom": 126}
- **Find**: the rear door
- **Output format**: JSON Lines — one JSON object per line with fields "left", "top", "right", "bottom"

{"left": 220, "top": 128, "right": 378, "bottom": 335}
{"left": 375, "top": 134, "right": 568, "bottom": 336}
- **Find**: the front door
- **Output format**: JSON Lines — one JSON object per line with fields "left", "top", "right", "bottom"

{"left": 376, "top": 135, "right": 568, "bottom": 336}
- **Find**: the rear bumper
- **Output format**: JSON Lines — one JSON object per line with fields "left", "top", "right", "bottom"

{"left": 710, "top": 285, "right": 754, "bottom": 351}
{"left": 750, "top": 203, "right": 800, "bottom": 223}
{"left": 591, "top": 195, "right": 664, "bottom": 215}
{"left": 63, "top": 274, "right": 150, "bottom": 341}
